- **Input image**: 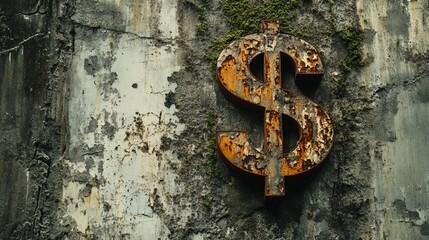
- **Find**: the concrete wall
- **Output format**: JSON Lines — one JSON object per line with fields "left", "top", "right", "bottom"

{"left": 357, "top": 0, "right": 429, "bottom": 238}
{"left": 0, "top": 0, "right": 428, "bottom": 239}
{"left": 63, "top": 1, "right": 187, "bottom": 237}
{"left": 0, "top": 0, "right": 66, "bottom": 237}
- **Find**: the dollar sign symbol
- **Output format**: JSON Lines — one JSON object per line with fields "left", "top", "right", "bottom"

{"left": 216, "top": 21, "right": 334, "bottom": 197}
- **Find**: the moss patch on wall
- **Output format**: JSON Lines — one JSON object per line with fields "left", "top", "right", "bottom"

{"left": 195, "top": 1, "right": 210, "bottom": 36}
{"left": 331, "top": 25, "right": 364, "bottom": 96}
{"left": 207, "top": 0, "right": 303, "bottom": 64}
{"left": 337, "top": 25, "right": 364, "bottom": 75}
{"left": 205, "top": 108, "right": 222, "bottom": 177}
{"left": 221, "top": 0, "right": 300, "bottom": 34}
{"left": 202, "top": 0, "right": 364, "bottom": 97}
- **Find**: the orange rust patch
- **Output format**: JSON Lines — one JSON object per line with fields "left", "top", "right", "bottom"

{"left": 216, "top": 21, "right": 333, "bottom": 198}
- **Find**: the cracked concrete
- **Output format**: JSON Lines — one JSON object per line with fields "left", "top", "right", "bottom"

{"left": 0, "top": 33, "right": 46, "bottom": 55}
{"left": 1, "top": 0, "right": 428, "bottom": 239}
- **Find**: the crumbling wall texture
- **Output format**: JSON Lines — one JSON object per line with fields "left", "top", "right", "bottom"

{"left": 0, "top": 0, "right": 428, "bottom": 239}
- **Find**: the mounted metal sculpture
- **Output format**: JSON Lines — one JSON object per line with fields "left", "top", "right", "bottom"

{"left": 216, "top": 20, "right": 334, "bottom": 197}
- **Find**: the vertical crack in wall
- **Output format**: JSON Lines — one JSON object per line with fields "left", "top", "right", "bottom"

{"left": 0, "top": 0, "right": 69, "bottom": 238}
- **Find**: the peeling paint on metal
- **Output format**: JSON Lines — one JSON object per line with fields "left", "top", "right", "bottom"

{"left": 216, "top": 21, "right": 333, "bottom": 197}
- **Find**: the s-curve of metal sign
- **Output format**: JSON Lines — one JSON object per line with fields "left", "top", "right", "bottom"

{"left": 216, "top": 21, "right": 334, "bottom": 197}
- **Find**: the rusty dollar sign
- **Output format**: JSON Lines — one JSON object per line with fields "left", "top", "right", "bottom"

{"left": 216, "top": 21, "right": 334, "bottom": 197}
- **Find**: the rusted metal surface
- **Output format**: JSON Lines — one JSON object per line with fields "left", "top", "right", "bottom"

{"left": 216, "top": 21, "right": 334, "bottom": 197}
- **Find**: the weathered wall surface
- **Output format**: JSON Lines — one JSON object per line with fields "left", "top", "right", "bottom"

{"left": 63, "top": 1, "right": 187, "bottom": 238}
{"left": 0, "top": 0, "right": 69, "bottom": 238}
{"left": 357, "top": 0, "right": 429, "bottom": 238}
{"left": 0, "top": 0, "right": 428, "bottom": 239}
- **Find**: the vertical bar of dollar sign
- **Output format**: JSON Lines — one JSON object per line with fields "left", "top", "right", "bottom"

{"left": 216, "top": 21, "right": 334, "bottom": 198}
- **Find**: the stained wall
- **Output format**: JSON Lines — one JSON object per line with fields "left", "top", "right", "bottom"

{"left": 0, "top": 0, "right": 428, "bottom": 239}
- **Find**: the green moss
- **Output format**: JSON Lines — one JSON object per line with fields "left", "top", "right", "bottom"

{"left": 333, "top": 25, "right": 364, "bottom": 95}
{"left": 337, "top": 25, "right": 364, "bottom": 75}
{"left": 202, "top": 200, "right": 211, "bottom": 211}
{"left": 222, "top": 0, "right": 300, "bottom": 33}
{"left": 289, "top": 29, "right": 311, "bottom": 39}
{"left": 196, "top": 4, "right": 208, "bottom": 36}
{"left": 206, "top": 30, "right": 241, "bottom": 64}
{"left": 207, "top": 139, "right": 222, "bottom": 177}
{"left": 207, "top": 0, "right": 303, "bottom": 65}
{"left": 194, "top": 1, "right": 211, "bottom": 37}
{"left": 196, "top": 21, "right": 208, "bottom": 36}
{"left": 206, "top": 108, "right": 217, "bottom": 130}
{"left": 207, "top": 139, "right": 217, "bottom": 161}
{"left": 205, "top": 109, "right": 222, "bottom": 177}
{"left": 205, "top": 0, "right": 364, "bottom": 97}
